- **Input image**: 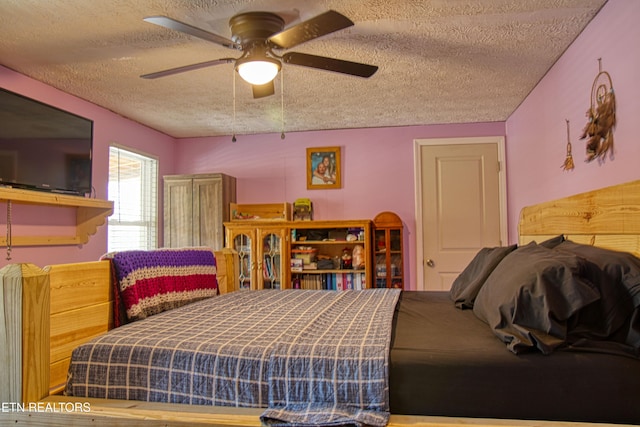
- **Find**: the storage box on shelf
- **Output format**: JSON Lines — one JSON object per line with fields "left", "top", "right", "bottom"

{"left": 224, "top": 219, "right": 372, "bottom": 290}
{"left": 291, "top": 248, "right": 317, "bottom": 265}
{"left": 230, "top": 203, "right": 291, "bottom": 221}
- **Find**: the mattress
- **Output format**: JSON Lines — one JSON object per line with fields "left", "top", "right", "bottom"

{"left": 390, "top": 291, "right": 640, "bottom": 424}
{"left": 66, "top": 288, "right": 400, "bottom": 426}
{"left": 65, "top": 288, "right": 640, "bottom": 425}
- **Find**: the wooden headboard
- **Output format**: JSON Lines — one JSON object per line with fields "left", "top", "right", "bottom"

{"left": 519, "top": 179, "right": 640, "bottom": 258}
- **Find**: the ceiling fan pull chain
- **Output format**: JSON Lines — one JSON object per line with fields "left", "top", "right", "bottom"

{"left": 232, "top": 71, "right": 237, "bottom": 143}
{"left": 280, "top": 68, "right": 285, "bottom": 140}
{"left": 5, "top": 200, "right": 12, "bottom": 261}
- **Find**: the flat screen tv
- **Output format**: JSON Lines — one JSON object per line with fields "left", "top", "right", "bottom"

{"left": 0, "top": 88, "right": 93, "bottom": 196}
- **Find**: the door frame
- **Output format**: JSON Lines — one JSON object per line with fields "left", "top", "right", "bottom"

{"left": 413, "top": 136, "right": 508, "bottom": 291}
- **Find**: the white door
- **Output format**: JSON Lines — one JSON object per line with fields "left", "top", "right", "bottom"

{"left": 415, "top": 137, "right": 506, "bottom": 291}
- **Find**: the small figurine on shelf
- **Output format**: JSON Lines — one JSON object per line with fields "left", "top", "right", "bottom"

{"left": 341, "top": 248, "right": 352, "bottom": 269}
{"left": 293, "top": 198, "right": 313, "bottom": 221}
{"left": 352, "top": 245, "right": 365, "bottom": 269}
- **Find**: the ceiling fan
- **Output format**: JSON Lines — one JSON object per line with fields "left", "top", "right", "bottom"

{"left": 141, "top": 10, "right": 378, "bottom": 98}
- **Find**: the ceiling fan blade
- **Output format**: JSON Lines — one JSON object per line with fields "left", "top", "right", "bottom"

{"left": 252, "top": 81, "right": 275, "bottom": 98}
{"left": 140, "top": 58, "right": 234, "bottom": 79}
{"left": 282, "top": 52, "right": 378, "bottom": 78}
{"left": 268, "top": 10, "right": 353, "bottom": 49}
{"left": 144, "top": 16, "right": 240, "bottom": 50}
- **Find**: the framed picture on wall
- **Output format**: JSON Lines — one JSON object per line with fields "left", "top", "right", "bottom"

{"left": 307, "top": 146, "right": 341, "bottom": 189}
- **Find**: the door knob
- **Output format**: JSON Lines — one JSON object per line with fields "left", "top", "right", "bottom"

{"left": 425, "top": 259, "right": 435, "bottom": 268}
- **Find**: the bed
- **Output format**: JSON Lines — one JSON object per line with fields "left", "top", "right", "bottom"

{"left": 4, "top": 179, "right": 640, "bottom": 426}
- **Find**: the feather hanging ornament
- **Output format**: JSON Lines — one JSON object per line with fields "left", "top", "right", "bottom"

{"left": 561, "top": 119, "right": 574, "bottom": 171}
{"left": 580, "top": 60, "right": 616, "bottom": 162}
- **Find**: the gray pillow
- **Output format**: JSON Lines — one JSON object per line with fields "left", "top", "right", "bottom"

{"left": 473, "top": 242, "right": 600, "bottom": 354}
{"left": 553, "top": 240, "right": 640, "bottom": 347}
{"left": 450, "top": 244, "right": 517, "bottom": 309}
{"left": 554, "top": 240, "right": 640, "bottom": 304}
{"left": 538, "top": 234, "right": 565, "bottom": 248}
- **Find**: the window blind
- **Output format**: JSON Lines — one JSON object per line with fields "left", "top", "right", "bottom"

{"left": 108, "top": 146, "right": 158, "bottom": 252}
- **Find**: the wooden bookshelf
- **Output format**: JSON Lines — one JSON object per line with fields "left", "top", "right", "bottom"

{"left": 225, "top": 219, "right": 372, "bottom": 290}
{"left": 0, "top": 187, "right": 113, "bottom": 246}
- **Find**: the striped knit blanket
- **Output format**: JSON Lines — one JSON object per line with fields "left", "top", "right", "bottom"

{"left": 103, "top": 247, "right": 217, "bottom": 323}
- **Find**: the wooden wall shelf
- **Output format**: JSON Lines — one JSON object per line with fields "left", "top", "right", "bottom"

{"left": 0, "top": 187, "right": 114, "bottom": 247}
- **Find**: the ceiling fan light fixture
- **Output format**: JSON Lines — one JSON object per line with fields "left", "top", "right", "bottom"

{"left": 236, "top": 57, "right": 281, "bottom": 86}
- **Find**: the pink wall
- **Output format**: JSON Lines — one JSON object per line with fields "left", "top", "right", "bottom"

{"left": 4, "top": 0, "right": 636, "bottom": 288}
{"left": 175, "top": 122, "right": 506, "bottom": 290}
{"left": 505, "top": 0, "right": 640, "bottom": 242}
{"left": 1, "top": 64, "right": 505, "bottom": 288}
{"left": 1, "top": 63, "right": 504, "bottom": 287}
{"left": 0, "top": 66, "right": 177, "bottom": 269}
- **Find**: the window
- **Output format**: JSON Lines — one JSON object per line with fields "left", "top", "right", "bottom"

{"left": 108, "top": 146, "right": 158, "bottom": 251}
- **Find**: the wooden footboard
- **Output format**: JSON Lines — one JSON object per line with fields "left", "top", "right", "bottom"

{"left": 48, "top": 261, "right": 113, "bottom": 395}
{"left": 20, "top": 260, "right": 127, "bottom": 402}
{"left": 18, "top": 249, "right": 238, "bottom": 403}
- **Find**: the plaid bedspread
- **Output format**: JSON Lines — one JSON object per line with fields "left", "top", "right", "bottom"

{"left": 66, "top": 288, "right": 400, "bottom": 427}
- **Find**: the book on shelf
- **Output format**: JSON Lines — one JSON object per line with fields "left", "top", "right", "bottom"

{"left": 291, "top": 271, "right": 367, "bottom": 290}
{"left": 290, "top": 258, "right": 303, "bottom": 272}
{"left": 303, "top": 262, "right": 318, "bottom": 270}
{"left": 263, "top": 257, "right": 279, "bottom": 280}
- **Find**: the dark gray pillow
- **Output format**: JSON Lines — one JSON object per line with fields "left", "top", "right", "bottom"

{"left": 450, "top": 244, "right": 517, "bottom": 309}
{"left": 473, "top": 242, "right": 600, "bottom": 354}
{"left": 554, "top": 240, "right": 640, "bottom": 304}
{"left": 538, "top": 234, "right": 565, "bottom": 248}
{"left": 553, "top": 240, "right": 640, "bottom": 344}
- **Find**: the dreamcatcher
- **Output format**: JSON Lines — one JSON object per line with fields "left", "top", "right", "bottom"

{"left": 580, "top": 59, "right": 616, "bottom": 162}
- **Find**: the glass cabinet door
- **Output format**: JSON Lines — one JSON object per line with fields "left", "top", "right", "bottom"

{"left": 233, "top": 233, "right": 253, "bottom": 290}
{"left": 374, "top": 229, "right": 388, "bottom": 288}
{"left": 261, "top": 232, "right": 282, "bottom": 289}
{"left": 226, "top": 224, "right": 289, "bottom": 290}
{"left": 373, "top": 212, "right": 404, "bottom": 289}
{"left": 389, "top": 229, "right": 403, "bottom": 288}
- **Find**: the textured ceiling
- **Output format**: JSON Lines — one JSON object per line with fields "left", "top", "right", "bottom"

{"left": 0, "top": 0, "right": 607, "bottom": 138}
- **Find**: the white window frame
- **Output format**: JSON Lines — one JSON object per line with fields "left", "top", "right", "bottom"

{"left": 107, "top": 145, "right": 158, "bottom": 252}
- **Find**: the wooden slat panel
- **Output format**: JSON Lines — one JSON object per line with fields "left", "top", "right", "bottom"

{"left": 519, "top": 180, "right": 640, "bottom": 236}
{"left": 520, "top": 233, "right": 640, "bottom": 257}
{"left": 21, "top": 264, "right": 50, "bottom": 403}
{"left": 48, "top": 261, "right": 111, "bottom": 315}
{"left": 43, "top": 261, "right": 113, "bottom": 396}
{"left": 214, "top": 248, "right": 238, "bottom": 294}
{"left": 50, "top": 357, "right": 70, "bottom": 395}
{"left": 50, "top": 301, "right": 112, "bottom": 364}
{"left": 9, "top": 396, "right": 635, "bottom": 427}
{"left": 0, "top": 264, "right": 23, "bottom": 402}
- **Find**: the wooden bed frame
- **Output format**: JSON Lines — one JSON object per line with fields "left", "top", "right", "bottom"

{"left": 5, "top": 180, "right": 640, "bottom": 426}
